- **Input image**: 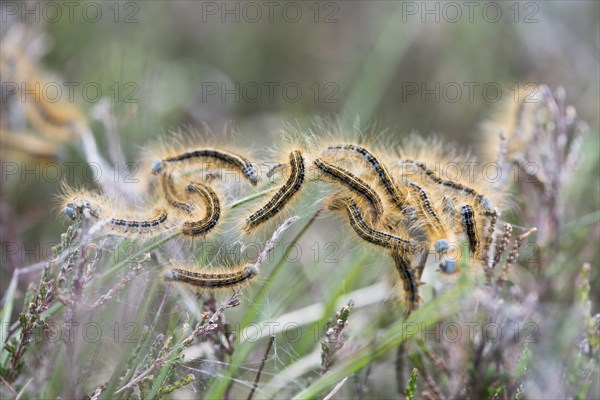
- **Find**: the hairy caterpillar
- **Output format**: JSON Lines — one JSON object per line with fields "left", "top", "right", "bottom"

{"left": 23, "top": 98, "right": 84, "bottom": 141}
{"left": 402, "top": 159, "right": 493, "bottom": 213}
{"left": 180, "top": 182, "right": 221, "bottom": 237}
{"left": 325, "top": 144, "right": 405, "bottom": 209}
{"left": 391, "top": 250, "right": 420, "bottom": 313}
{"left": 164, "top": 264, "right": 259, "bottom": 289}
{"left": 62, "top": 193, "right": 171, "bottom": 236}
{"left": 313, "top": 157, "right": 383, "bottom": 221}
{"left": 159, "top": 172, "right": 195, "bottom": 215}
{"left": 245, "top": 150, "right": 305, "bottom": 230}
{"left": 151, "top": 147, "right": 258, "bottom": 186}
{"left": 460, "top": 204, "right": 479, "bottom": 256}
{"left": 400, "top": 178, "right": 462, "bottom": 268}
{"left": 1, "top": 47, "right": 86, "bottom": 143}
{"left": 330, "top": 197, "right": 413, "bottom": 251}
{"left": 0, "top": 130, "right": 63, "bottom": 161}
{"left": 402, "top": 179, "right": 445, "bottom": 235}
{"left": 479, "top": 83, "right": 541, "bottom": 164}
{"left": 110, "top": 209, "right": 169, "bottom": 233}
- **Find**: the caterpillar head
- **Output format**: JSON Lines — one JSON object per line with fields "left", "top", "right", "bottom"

{"left": 151, "top": 160, "right": 165, "bottom": 175}
{"left": 242, "top": 163, "right": 259, "bottom": 186}
{"left": 440, "top": 259, "right": 457, "bottom": 274}
{"left": 435, "top": 239, "right": 460, "bottom": 274}
{"left": 64, "top": 203, "right": 80, "bottom": 220}
{"left": 64, "top": 199, "right": 98, "bottom": 220}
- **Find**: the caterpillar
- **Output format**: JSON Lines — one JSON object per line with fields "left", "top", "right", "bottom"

{"left": 180, "top": 182, "right": 221, "bottom": 237}
{"left": 245, "top": 150, "right": 305, "bottom": 230}
{"left": 0, "top": 129, "right": 63, "bottom": 161}
{"left": 151, "top": 147, "right": 258, "bottom": 186}
{"left": 402, "top": 159, "right": 493, "bottom": 213}
{"left": 63, "top": 194, "right": 171, "bottom": 236}
{"left": 159, "top": 172, "right": 195, "bottom": 215}
{"left": 110, "top": 209, "right": 169, "bottom": 234}
{"left": 23, "top": 97, "right": 84, "bottom": 141}
{"left": 402, "top": 179, "right": 445, "bottom": 235}
{"left": 479, "top": 83, "right": 541, "bottom": 164}
{"left": 331, "top": 197, "right": 413, "bottom": 251}
{"left": 325, "top": 144, "right": 405, "bottom": 209}
{"left": 2, "top": 47, "right": 86, "bottom": 143}
{"left": 391, "top": 250, "right": 420, "bottom": 313}
{"left": 164, "top": 264, "right": 259, "bottom": 289}
{"left": 460, "top": 204, "right": 479, "bottom": 256}
{"left": 313, "top": 157, "right": 383, "bottom": 221}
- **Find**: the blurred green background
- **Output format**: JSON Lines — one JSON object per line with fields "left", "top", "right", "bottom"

{"left": 40, "top": 1, "right": 599, "bottom": 145}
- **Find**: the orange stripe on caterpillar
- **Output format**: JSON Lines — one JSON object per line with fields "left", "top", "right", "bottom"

{"left": 331, "top": 197, "right": 413, "bottom": 251}
{"left": 180, "top": 182, "right": 221, "bottom": 237}
{"left": 164, "top": 264, "right": 259, "bottom": 289}
{"left": 159, "top": 172, "right": 195, "bottom": 215}
{"left": 402, "top": 159, "right": 493, "bottom": 213}
{"left": 325, "top": 144, "right": 405, "bottom": 209}
{"left": 402, "top": 179, "right": 445, "bottom": 235}
{"left": 152, "top": 147, "right": 258, "bottom": 186}
{"left": 391, "top": 250, "right": 420, "bottom": 314}
{"left": 314, "top": 157, "right": 383, "bottom": 221}
{"left": 245, "top": 150, "right": 305, "bottom": 230}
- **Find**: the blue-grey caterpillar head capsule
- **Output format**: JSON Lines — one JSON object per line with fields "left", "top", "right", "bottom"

{"left": 243, "top": 163, "right": 259, "bottom": 186}
{"left": 434, "top": 239, "right": 450, "bottom": 254}
{"left": 163, "top": 270, "right": 180, "bottom": 281}
{"left": 64, "top": 204, "right": 79, "bottom": 220}
{"left": 151, "top": 160, "right": 165, "bottom": 175}
{"left": 440, "top": 259, "right": 457, "bottom": 274}
{"left": 244, "top": 264, "right": 260, "bottom": 277}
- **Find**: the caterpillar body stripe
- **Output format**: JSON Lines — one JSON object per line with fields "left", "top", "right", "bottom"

{"left": 333, "top": 197, "right": 412, "bottom": 250}
{"left": 403, "top": 159, "right": 492, "bottom": 212}
{"left": 181, "top": 182, "right": 221, "bottom": 237}
{"left": 245, "top": 150, "right": 305, "bottom": 230}
{"left": 164, "top": 265, "right": 259, "bottom": 288}
{"left": 313, "top": 157, "right": 383, "bottom": 221}
{"left": 403, "top": 179, "right": 445, "bottom": 235}
{"left": 325, "top": 144, "right": 405, "bottom": 208}
{"left": 111, "top": 209, "right": 169, "bottom": 232}
{"left": 460, "top": 204, "right": 479, "bottom": 255}
{"left": 152, "top": 148, "right": 258, "bottom": 186}
{"left": 159, "top": 173, "right": 194, "bottom": 215}
{"left": 391, "top": 250, "right": 420, "bottom": 313}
